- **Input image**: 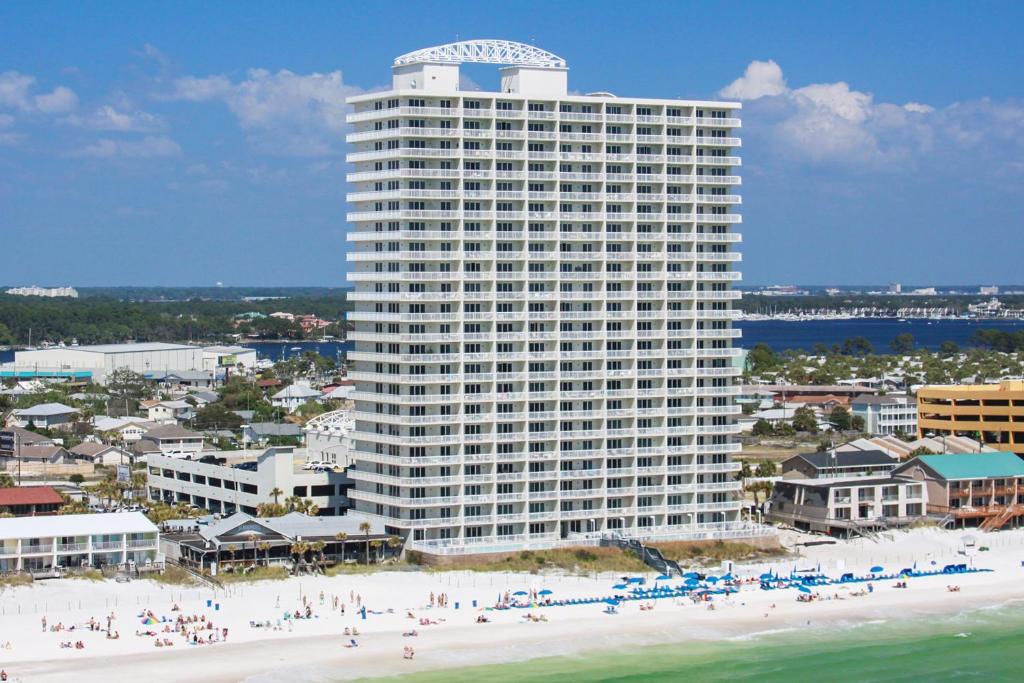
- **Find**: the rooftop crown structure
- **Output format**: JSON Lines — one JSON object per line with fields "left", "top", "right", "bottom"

{"left": 390, "top": 39, "right": 569, "bottom": 97}
{"left": 344, "top": 40, "right": 762, "bottom": 556}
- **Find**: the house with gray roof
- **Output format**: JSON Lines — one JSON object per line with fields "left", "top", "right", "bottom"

{"left": 137, "top": 424, "right": 204, "bottom": 458}
{"left": 782, "top": 449, "right": 900, "bottom": 480}
{"left": 9, "top": 403, "right": 80, "bottom": 429}
{"left": 244, "top": 422, "right": 303, "bottom": 445}
{"left": 159, "top": 510, "right": 388, "bottom": 571}
{"left": 271, "top": 383, "right": 321, "bottom": 412}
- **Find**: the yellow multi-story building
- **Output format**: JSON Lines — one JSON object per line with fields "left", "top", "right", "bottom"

{"left": 917, "top": 381, "right": 1024, "bottom": 456}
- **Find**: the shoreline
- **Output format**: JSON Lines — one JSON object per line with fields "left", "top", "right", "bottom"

{"left": 4, "top": 528, "right": 1024, "bottom": 682}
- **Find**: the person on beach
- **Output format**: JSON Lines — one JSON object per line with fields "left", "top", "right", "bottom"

{"left": 41, "top": 617, "right": 47, "bottom": 632}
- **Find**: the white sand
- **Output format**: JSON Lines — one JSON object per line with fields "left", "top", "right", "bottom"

{"left": 3, "top": 527, "right": 1024, "bottom": 683}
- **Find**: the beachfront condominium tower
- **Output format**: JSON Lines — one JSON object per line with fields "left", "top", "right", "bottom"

{"left": 345, "top": 40, "right": 748, "bottom": 556}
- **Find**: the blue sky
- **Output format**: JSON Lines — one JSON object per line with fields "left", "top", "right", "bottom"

{"left": 1, "top": 1, "right": 1021, "bottom": 287}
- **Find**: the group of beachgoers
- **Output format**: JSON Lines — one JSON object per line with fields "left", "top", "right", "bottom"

{"left": 40, "top": 614, "right": 120, "bottom": 650}
{"left": 132, "top": 606, "right": 229, "bottom": 648}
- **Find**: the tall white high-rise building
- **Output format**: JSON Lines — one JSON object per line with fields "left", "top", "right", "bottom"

{"left": 345, "top": 40, "right": 753, "bottom": 555}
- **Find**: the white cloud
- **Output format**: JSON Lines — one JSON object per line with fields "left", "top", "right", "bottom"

{"left": 63, "top": 104, "right": 164, "bottom": 132}
{"left": 903, "top": 102, "right": 934, "bottom": 114}
{"left": 0, "top": 71, "right": 35, "bottom": 111}
{"left": 0, "top": 132, "right": 24, "bottom": 146}
{"left": 0, "top": 113, "right": 14, "bottom": 128}
{"left": 165, "top": 69, "right": 361, "bottom": 155}
{"left": 0, "top": 71, "right": 78, "bottom": 114}
{"left": 72, "top": 135, "right": 182, "bottom": 159}
{"left": 140, "top": 43, "right": 171, "bottom": 68}
{"left": 167, "top": 75, "right": 233, "bottom": 101}
{"left": 719, "top": 60, "right": 787, "bottom": 101}
{"left": 721, "top": 60, "right": 1024, "bottom": 168}
{"left": 34, "top": 85, "right": 78, "bottom": 114}
{"left": 791, "top": 82, "right": 872, "bottom": 123}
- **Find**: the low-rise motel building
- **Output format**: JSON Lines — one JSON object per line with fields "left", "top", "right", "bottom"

{"left": 765, "top": 476, "right": 927, "bottom": 537}
{"left": 146, "top": 446, "right": 353, "bottom": 517}
{"left": 0, "top": 511, "right": 159, "bottom": 573}
{"left": 891, "top": 452, "right": 1024, "bottom": 530}
{"left": 917, "top": 380, "right": 1024, "bottom": 456}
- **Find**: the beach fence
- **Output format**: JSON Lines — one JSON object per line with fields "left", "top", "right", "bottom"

{"left": 0, "top": 588, "right": 220, "bottom": 618}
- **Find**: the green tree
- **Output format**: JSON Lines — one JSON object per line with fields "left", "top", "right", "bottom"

{"left": 745, "top": 343, "right": 778, "bottom": 375}
{"left": 939, "top": 340, "right": 960, "bottom": 357}
{"left": 829, "top": 406, "right": 852, "bottom": 431}
{"left": 257, "top": 502, "right": 288, "bottom": 517}
{"left": 754, "top": 460, "right": 777, "bottom": 478}
{"left": 359, "top": 521, "right": 372, "bottom": 564}
{"left": 792, "top": 406, "right": 819, "bottom": 433}
{"left": 842, "top": 337, "right": 874, "bottom": 356}
{"left": 908, "top": 446, "right": 936, "bottom": 458}
{"left": 851, "top": 415, "right": 866, "bottom": 432}
{"left": 0, "top": 473, "right": 15, "bottom": 488}
{"left": 192, "top": 402, "right": 244, "bottom": 430}
{"left": 296, "top": 400, "right": 327, "bottom": 419}
{"left": 890, "top": 333, "right": 915, "bottom": 354}
{"left": 773, "top": 421, "right": 796, "bottom": 437}
{"left": 751, "top": 419, "right": 774, "bottom": 437}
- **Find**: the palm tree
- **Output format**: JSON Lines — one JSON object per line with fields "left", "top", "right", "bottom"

{"left": 369, "top": 540, "right": 383, "bottom": 564}
{"left": 243, "top": 531, "right": 260, "bottom": 568}
{"left": 290, "top": 541, "right": 310, "bottom": 574}
{"left": 129, "top": 471, "right": 147, "bottom": 502}
{"left": 257, "top": 541, "right": 271, "bottom": 567}
{"left": 359, "top": 521, "right": 372, "bottom": 564}
{"left": 225, "top": 544, "right": 238, "bottom": 571}
{"left": 310, "top": 540, "right": 326, "bottom": 573}
{"left": 386, "top": 535, "right": 401, "bottom": 562}
{"left": 334, "top": 532, "right": 348, "bottom": 563}
{"left": 269, "top": 487, "right": 283, "bottom": 505}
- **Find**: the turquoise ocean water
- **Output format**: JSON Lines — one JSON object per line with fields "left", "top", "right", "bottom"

{"left": 360, "top": 603, "right": 1024, "bottom": 683}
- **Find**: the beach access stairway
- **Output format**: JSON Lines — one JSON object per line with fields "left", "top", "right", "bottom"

{"left": 979, "top": 505, "right": 1024, "bottom": 532}
{"left": 600, "top": 537, "right": 684, "bottom": 577}
{"left": 164, "top": 557, "right": 222, "bottom": 590}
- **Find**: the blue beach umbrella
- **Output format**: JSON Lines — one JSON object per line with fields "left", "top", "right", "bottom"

{"left": 759, "top": 572, "right": 774, "bottom": 580}
{"left": 656, "top": 574, "right": 672, "bottom": 581}
{"left": 685, "top": 578, "right": 700, "bottom": 586}
{"left": 705, "top": 576, "right": 719, "bottom": 584}
{"left": 513, "top": 591, "right": 528, "bottom": 596}
{"left": 539, "top": 589, "right": 553, "bottom": 596}
{"left": 684, "top": 572, "right": 700, "bottom": 579}
{"left": 627, "top": 577, "right": 643, "bottom": 584}
{"left": 797, "top": 585, "right": 812, "bottom": 594}
{"left": 870, "top": 566, "right": 884, "bottom": 573}
{"left": 604, "top": 598, "right": 620, "bottom": 606}
{"left": 612, "top": 584, "right": 628, "bottom": 590}
{"left": 720, "top": 574, "right": 733, "bottom": 582}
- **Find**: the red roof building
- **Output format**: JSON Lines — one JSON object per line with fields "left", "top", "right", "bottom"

{"left": 0, "top": 486, "right": 65, "bottom": 516}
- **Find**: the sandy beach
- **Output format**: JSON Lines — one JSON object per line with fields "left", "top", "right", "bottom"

{"left": 3, "top": 527, "right": 1024, "bottom": 683}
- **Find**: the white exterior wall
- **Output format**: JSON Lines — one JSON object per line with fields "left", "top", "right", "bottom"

{"left": 10, "top": 345, "right": 204, "bottom": 384}
{"left": 855, "top": 400, "right": 918, "bottom": 436}
{"left": 201, "top": 347, "right": 259, "bottom": 372}
{"left": 343, "top": 49, "right": 749, "bottom": 554}
{"left": 146, "top": 450, "right": 352, "bottom": 516}
{"left": 0, "top": 513, "right": 158, "bottom": 572}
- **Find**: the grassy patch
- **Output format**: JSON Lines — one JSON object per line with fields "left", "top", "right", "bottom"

{"left": 215, "top": 566, "right": 290, "bottom": 583}
{"left": 324, "top": 562, "right": 406, "bottom": 576}
{"left": 0, "top": 573, "right": 33, "bottom": 587}
{"left": 66, "top": 569, "right": 104, "bottom": 582}
{"left": 418, "top": 547, "right": 649, "bottom": 574}
{"left": 145, "top": 565, "right": 199, "bottom": 586}
{"left": 654, "top": 541, "right": 788, "bottom": 566}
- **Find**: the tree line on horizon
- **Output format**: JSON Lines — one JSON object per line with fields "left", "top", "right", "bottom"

{"left": 0, "top": 292, "right": 353, "bottom": 346}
